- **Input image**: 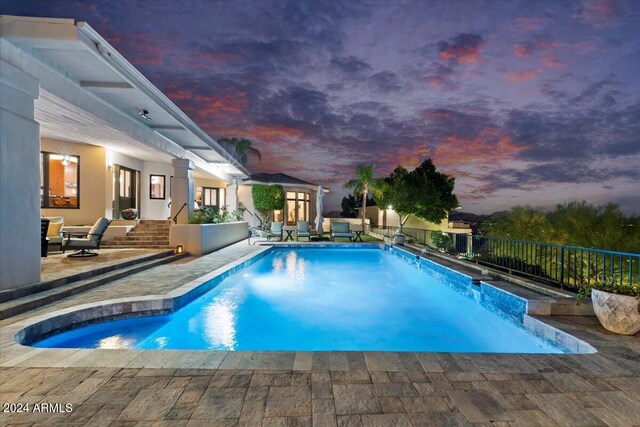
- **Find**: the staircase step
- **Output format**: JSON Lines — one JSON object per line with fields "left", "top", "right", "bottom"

{"left": 0, "top": 252, "right": 187, "bottom": 320}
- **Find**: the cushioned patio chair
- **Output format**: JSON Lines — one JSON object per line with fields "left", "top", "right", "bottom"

{"left": 41, "top": 218, "right": 50, "bottom": 258}
{"left": 63, "top": 217, "right": 111, "bottom": 257}
{"left": 296, "top": 221, "right": 311, "bottom": 241}
{"left": 266, "top": 222, "right": 283, "bottom": 241}
{"left": 43, "top": 216, "right": 64, "bottom": 252}
{"left": 331, "top": 222, "right": 353, "bottom": 241}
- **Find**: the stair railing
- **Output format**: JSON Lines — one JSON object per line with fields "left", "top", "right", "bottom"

{"left": 172, "top": 202, "right": 188, "bottom": 225}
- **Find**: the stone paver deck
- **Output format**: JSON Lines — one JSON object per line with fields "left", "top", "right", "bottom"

{"left": 40, "top": 248, "right": 169, "bottom": 283}
{"left": 0, "top": 240, "right": 638, "bottom": 425}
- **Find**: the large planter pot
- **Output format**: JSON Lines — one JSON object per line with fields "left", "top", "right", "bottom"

{"left": 591, "top": 289, "right": 640, "bottom": 335}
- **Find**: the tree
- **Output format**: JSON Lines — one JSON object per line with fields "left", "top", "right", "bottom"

{"left": 340, "top": 194, "right": 359, "bottom": 218}
{"left": 344, "top": 164, "right": 384, "bottom": 230}
{"left": 483, "top": 206, "right": 552, "bottom": 242}
{"left": 377, "top": 159, "right": 458, "bottom": 231}
{"left": 340, "top": 193, "right": 376, "bottom": 218}
{"left": 218, "top": 137, "right": 262, "bottom": 166}
{"left": 251, "top": 184, "right": 285, "bottom": 229}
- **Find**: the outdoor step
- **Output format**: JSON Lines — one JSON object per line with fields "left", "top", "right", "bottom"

{"left": 0, "top": 252, "right": 187, "bottom": 320}
{"left": 0, "top": 250, "right": 177, "bottom": 304}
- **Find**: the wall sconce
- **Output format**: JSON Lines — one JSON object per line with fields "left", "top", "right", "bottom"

{"left": 175, "top": 245, "right": 184, "bottom": 254}
{"left": 61, "top": 154, "right": 71, "bottom": 166}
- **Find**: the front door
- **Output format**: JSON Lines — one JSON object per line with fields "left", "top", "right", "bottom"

{"left": 113, "top": 165, "right": 140, "bottom": 218}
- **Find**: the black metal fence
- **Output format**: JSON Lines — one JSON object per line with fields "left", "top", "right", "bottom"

{"left": 468, "top": 236, "right": 639, "bottom": 289}
{"left": 370, "top": 226, "right": 640, "bottom": 289}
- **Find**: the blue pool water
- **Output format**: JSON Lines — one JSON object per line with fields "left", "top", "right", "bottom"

{"left": 34, "top": 248, "right": 564, "bottom": 353}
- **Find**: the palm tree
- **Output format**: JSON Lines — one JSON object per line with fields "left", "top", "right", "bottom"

{"left": 344, "top": 164, "right": 383, "bottom": 231}
{"left": 217, "top": 137, "right": 262, "bottom": 166}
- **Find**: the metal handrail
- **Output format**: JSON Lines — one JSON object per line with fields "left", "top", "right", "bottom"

{"left": 172, "top": 202, "right": 188, "bottom": 224}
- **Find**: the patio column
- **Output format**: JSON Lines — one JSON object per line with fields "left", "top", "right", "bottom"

{"left": 170, "top": 158, "right": 194, "bottom": 224}
{"left": 226, "top": 179, "right": 239, "bottom": 211}
{"left": 0, "top": 60, "right": 41, "bottom": 289}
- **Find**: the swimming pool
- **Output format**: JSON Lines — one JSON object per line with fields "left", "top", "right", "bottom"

{"left": 33, "top": 246, "right": 567, "bottom": 353}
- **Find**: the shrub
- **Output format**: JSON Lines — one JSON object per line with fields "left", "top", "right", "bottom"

{"left": 188, "top": 206, "right": 244, "bottom": 224}
{"left": 252, "top": 184, "right": 285, "bottom": 229}
{"left": 431, "top": 231, "right": 453, "bottom": 252}
{"left": 577, "top": 276, "right": 640, "bottom": 303}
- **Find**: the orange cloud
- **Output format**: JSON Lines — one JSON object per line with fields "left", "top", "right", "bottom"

{"left": 506, "top": 69, "right": 542, "bottom": 83}
{"left": 574, "top": 0, "right": 619, "bottom": 27}
{"left": 513, "top": 17, "right": 552, "bottom": 32}
{"left": 542, "top": 56, "right": 566, "bottom": 68}
{"left": 218, "top": 125, "right": 303, "bottom": 143}
{"left": 513, "top": 45, "right": 531, "bottom": 57}
{"left": 432, "top": 129, "right": 525, "bottom": 168}
{"left": 438, "top": 34, "right": 486, "bottom": 64}
{"left": 203, "top": 52, "right": 242, "bottom": 63}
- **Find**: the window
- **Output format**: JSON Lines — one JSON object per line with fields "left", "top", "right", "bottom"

{"left": 195, "top": 186, "right": 225, "bottom": 210}
{"left": 150, "top": 175, "right": 166, "bottom": 199}
{"left": 40, "top": 152, "right": 79, "bottom": 209}
{"left": 284, "top": 191, "right": 310, "bottom": 225}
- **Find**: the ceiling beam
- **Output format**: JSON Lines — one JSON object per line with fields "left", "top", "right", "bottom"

{"left": 150, "top": 125, "right": 185, "bottom": 130}
{"left": 80, "top": 80, "right": 133, "bottom": 89}
{"left": 180, "top": 145, "right": 214, "bottom": 150}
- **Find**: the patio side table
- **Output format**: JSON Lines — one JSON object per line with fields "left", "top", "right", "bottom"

{"left": 283, "top": 226, "right": 296, "bottom": 241}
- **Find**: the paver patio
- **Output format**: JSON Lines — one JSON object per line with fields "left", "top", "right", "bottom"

{"left": 1, "top": 240, "right": 639, "bottom": 426}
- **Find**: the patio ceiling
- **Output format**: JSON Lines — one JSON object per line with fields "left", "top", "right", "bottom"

{"left": 0, "top": 15, "right": 249, "bottom": 180}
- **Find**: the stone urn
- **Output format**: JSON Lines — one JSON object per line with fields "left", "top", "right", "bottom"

{"left": 591, "top": 289, "right": 640, "bottom": 335}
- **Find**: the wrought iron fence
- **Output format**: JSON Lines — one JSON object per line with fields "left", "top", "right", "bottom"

{"left": 370, "top": 226, "right": 640, "bottom": 290}
{"left": 468, "top": 236, "right": 640, "bottom": 289}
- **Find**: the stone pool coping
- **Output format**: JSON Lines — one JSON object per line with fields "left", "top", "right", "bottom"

{"left": 0, "top": 243, "right": 605, "bottom": 370}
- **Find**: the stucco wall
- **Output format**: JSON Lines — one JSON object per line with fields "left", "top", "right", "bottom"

{"left": 140, "top": 161, "right": 173, "bottom": 220}
{"left": 41, "top": 138, "right": 108, "bottom": 226}
{"left": 237, "top": 184, "right": 320, "bottom": 229}
{"left": 170, "top": 221, "right": 249, "bottom": 256}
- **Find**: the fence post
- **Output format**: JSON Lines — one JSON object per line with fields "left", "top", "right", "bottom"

{"left": 559, "top": 247, "right": 565, "bottom": 288}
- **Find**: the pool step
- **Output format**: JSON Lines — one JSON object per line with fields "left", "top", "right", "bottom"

{"left": 0, "top": 252, "right": 187, "bottom": 320}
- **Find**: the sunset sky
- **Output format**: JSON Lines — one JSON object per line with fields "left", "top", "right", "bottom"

{"left": 3, "top": 0, "right": 639, "bottom": 214}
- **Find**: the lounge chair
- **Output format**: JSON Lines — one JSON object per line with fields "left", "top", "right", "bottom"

{"left": 266, "top": 222, "right": 283, "bottom": 241}
{"left": 63, "top": 217, "right": 111, "bottom": 257}
{"left": 41, "top": 218, "right": 50, "bottom": 257}
{"left": 331, "top": 222, "right": 353, "bottom": 241}
{"left": 296, "top": 221, "right": 311, "bottom": 241}
{"left": 43, "top": 216, "right": 64, "bottom": 252}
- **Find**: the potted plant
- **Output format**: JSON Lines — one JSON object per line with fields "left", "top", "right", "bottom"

{"left": 121, "top": 208, "right": 138, "bottom": 220}
{"left": 578, "top": 277, "right": 640, "bottom": 335}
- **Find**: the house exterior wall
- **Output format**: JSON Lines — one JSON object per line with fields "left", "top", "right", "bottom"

{"left": 140, "top": 161, "right": 173, "bottom": 220}
{"left": 41, "top": 138, "right": 108, "bottom": 226}
{"left": 363, "top": 206, "right": 472, "bottom": 234}
{"left": 237, "top": 184, "right": 319, "bottom": 229}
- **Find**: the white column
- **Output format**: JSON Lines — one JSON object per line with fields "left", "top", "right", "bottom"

{"left": 0, "top": 60, "right": 41, "bottom": 289}
{"left": 226, "top": 179, "right": 239, "bottom": 211}
{"left": 170, "top": 158, "right": 194, "bottom": 224}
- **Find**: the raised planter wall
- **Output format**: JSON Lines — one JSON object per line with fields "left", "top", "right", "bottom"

{"left": 170, "top": 221, "right": 249, "bottom": 256}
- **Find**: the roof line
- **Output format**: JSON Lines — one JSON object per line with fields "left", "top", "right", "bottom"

{"left": 74, "top": 20, "right": 251, "bottom": 177}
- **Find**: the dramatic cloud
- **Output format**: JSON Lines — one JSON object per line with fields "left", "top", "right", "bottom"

{"left": 2, "top": 0, "right": 639, "bottom": 214}
{"left": 437, "top": 33, "right": 486, "bottom": 64}
{"left": 506, "top": 69, "right": 543, "bottom": 82}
